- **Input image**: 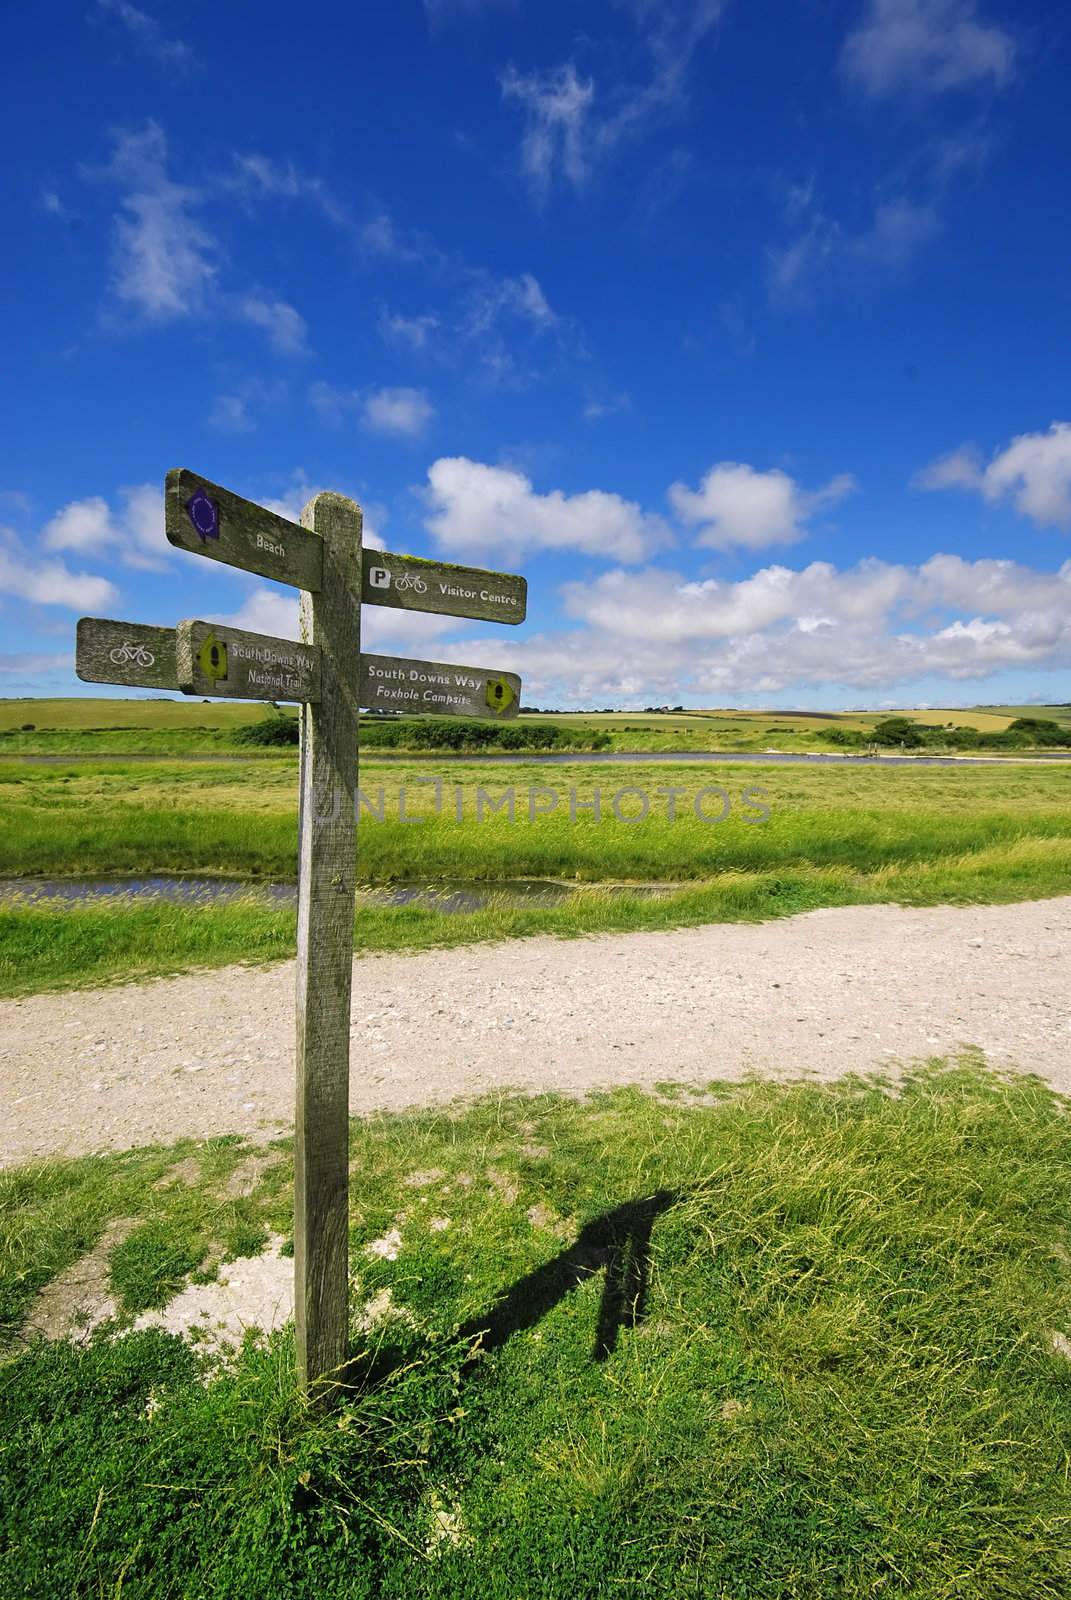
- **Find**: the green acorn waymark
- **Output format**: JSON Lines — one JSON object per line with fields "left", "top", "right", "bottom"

{"left": 486, "top": 675, "right": 514, "bottom": 715}
{"left": 199, "top": 632, "right": 228, "bottom": 683}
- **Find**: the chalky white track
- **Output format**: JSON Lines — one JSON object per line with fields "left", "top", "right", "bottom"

{"left": 2, "top": 897, "right": 1069, "bottom": 1165}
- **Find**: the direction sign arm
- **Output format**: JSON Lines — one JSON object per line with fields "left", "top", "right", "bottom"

{"left": 75, "top": 618, "right": 179, "bottom": 691}
{"left": 165, "top": 469, "right": 324, "bottom": 592}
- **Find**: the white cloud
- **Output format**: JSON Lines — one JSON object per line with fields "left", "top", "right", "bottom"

{"left": 41, "top": 484, "right": 167, "bottom": 571}
{"left": 916, "top": 423, "right": 1071, "bottom": 529}
{"left": 312, "top": 383, "right": 435, "bottom": 439}
{"left": 237, "top": 293, "right": 309, "bottom": 356}
{"left": 669, "top": 463, "right": 856, "bottom": 550}
{"left": 97, "top": 0, "right": 196, "bottom": 70}
{"left": 422, "top": 457, "right": 670, "bottom": 563}
{"left": 362, "top": 387, "right": 435, "bottom": 438}
{"left": 214, "top": 589, "right": 301, "bottom": 641}
{"left": 501, "top": 553, "right": 1071, "bottom": 703}
{"left": 100, "top": 122, "right": 215, "bottom": 320}
{"left": 842, "top": 0, "right": 1015, "bottom": 99}
{"left": 0, "top": 538, "right": 118, "bottom": 612}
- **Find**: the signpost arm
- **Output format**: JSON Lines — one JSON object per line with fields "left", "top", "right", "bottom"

{"left": 294, "top": 491, "right": 362, "bottom": 1396}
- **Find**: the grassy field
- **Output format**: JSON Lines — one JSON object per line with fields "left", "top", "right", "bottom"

{"left": 1, "top": 756, "right": 1070, "bottom": 995}
{"left": 5, "top": 697, "right": 1069, "bottom": 754}
{"left": 3, "top": 1061, "right": 1071, "bottom": 1598}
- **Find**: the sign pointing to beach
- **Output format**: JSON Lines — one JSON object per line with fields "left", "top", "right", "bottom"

{"left": 165, "top": 469, "right": 325, "bottom": 591}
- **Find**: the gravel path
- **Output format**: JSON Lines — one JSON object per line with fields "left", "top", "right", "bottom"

{"left": 3, "top": 897, "right": 1069, "bottom": 1166}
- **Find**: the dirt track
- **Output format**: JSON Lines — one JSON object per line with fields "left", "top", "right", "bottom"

{"left": 2, "top": 897, "right": 1069, "bottom": 1165}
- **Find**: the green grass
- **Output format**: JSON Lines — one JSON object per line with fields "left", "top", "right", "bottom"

{"left": 3, "top": 1062, "right": 1071, "bottom": 1597}
{"left": 1, "top": 758, "right": 1070, "bottom": 994}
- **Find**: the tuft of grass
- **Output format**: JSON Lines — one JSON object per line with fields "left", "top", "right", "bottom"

{"left": 2, "top": 1062, "right": 1071, "bottom": 1597}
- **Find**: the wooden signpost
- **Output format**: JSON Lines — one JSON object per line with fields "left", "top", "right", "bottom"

{"left": 78, "top": 469, "right": 527, "bottom": 1398}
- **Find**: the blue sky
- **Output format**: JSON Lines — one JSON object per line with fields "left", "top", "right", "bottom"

{"left": 3, "top": 0, "right": 1070, "bottom": 709}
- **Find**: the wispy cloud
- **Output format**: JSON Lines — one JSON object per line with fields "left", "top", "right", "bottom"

{"left": 583, "top": 393, "right": 632, "bottom": 422}
{"left": 768, "top": 194, "right": 941, "bottom": 305}
{"left": 501, "top": 0, "right": 727, "bottom": 199}
{"left": 40, "top": 188, "right": 75, "bottom": 220}
{"left": 228, "top": 153, "right": 360, "bottom": 236}
{"left": 841, "top": 0, "right": 1015, "bottom": 100}
{"left": 97, "top": 0, "right": 197, "bottom": 71}
{"left": 209, "top": 394, "right": 255, "bottom": 434}
{"left": 378, "top": 310, "right": 441, "bottom": 349}
{"left": 95, "top": 121, "right": 215, "bottom": 320}
{"left": 87, "top": 125, "right": 313, "bottom": 357}
{"left": 229, "top": 149, "right": 571, "bottom": 381}
{"left": 236, "top": 292, "right": 309, "bottom": 356}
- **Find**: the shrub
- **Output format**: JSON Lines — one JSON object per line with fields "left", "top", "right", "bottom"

{"left": 359, "top": 719, "right": 611, "bottom": 752}
{"left": 871, "top": 717, "right": 925, "bottom": 748}
{"left": 1006, "top": 717, "right": 1071, "bottom": 746}
{"left": 231, "top": 716, "right": 300, "bottom": 747}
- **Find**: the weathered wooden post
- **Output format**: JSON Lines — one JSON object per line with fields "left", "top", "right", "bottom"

{"left": 76, "top": 466, "right": 527, "bottom": 1399}
{"left": 293, "top": 492, "right": 362, "bottom": 1394}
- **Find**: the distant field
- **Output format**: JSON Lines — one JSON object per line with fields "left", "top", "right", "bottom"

{"left": 975, "top": 704, "right": 1071, "bottom": 729}
{"left": 5, "top": 697, "right": 1068, "bottom": 756}
{"left": 0, "top": 697, "right": 288, "bottom": 732}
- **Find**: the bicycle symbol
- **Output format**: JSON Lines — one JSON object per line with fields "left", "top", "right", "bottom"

{"left": 109, "top": 641, "right": 155, "bottom": 668}
{"left": 394, "top": 571, "right": 428, "bottom": 595}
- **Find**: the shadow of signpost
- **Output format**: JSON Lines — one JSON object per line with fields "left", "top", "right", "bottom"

{"left": 341, "top": 1189, "right": 684, "bottom": 1395}
{"left": 458, "top": 1189, "right": 682, "bottom": 1362}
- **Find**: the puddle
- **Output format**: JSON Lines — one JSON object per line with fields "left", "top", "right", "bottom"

{"left": 0, "top": 874, "right": 682, "bottom": 913}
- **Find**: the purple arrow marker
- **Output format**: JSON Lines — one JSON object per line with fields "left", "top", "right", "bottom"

{"left": 185, "top": 487, "right": 220, "bottom": 542}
